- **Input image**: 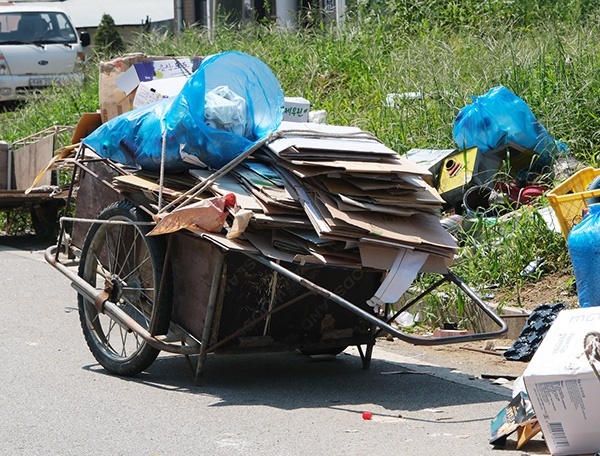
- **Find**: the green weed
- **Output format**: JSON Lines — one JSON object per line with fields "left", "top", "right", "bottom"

{"left": 0, "top": 1, "right": 593, "bottom": 320}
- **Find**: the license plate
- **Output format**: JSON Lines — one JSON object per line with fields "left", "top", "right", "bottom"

{"left": 29, "top": 78, "right": 49, "bottom": 87}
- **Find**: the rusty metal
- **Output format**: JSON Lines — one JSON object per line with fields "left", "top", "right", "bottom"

{"left": 245, "top": 253, "right": 508, "bottom": 346}
{"left": 45, "top": 245, "right": 199, "bottom": 355}
{"left": 209, "top": 261, "right": 229, "bottom": 347}
{"left": 196, "top": 249, "right": 226, "bottom": 379}
{"left": 54, "top": 145, "right": 81, "bottom": 262}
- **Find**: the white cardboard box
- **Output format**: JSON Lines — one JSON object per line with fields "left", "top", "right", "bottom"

{"left": 132, "top": 76, "right": 188, "bottom": 109}
{"left": 283, "top": 97, "right": 310, "bottom": 122}
{"left": 523, "top": 307, "right": 600, "bottom": 455}
{"left": 117, "top": 58, "right": 199, "bottom": 96}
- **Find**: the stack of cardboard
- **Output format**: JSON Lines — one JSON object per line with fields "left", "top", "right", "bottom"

{"left": 184, "top": 122, "right": 458, "bottom": 300}
{"left": 264, "top": 122, "right": 456, "bottom": 258}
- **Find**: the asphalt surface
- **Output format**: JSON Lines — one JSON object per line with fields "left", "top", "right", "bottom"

{"left": 0, "top": 236, "right": 549, "bottom": 455}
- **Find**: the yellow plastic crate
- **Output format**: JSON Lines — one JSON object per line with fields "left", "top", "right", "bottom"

{"left": 547, "top": 167, "right": 600, "bottom": 239}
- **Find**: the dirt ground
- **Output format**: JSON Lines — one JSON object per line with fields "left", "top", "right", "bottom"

{"left": 378, "top": 270, "right": 579, "bottom": 382}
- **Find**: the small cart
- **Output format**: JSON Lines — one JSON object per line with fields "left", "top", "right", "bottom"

{"left": 1, "top": 127, "right": 73, "bottom": 237}
{"left": 46, "top": 140, "right": 507, "bottom": 381}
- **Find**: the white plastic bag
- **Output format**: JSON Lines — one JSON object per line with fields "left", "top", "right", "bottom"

{"left": 204, "top": 85, "right": 249, "bottom": 137}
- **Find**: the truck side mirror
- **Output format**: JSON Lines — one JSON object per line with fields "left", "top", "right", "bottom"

{"left": 79, "top": 31, "right": 91, "bottom": 47}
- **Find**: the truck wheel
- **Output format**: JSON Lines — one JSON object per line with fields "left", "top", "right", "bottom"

{"left": 77, "top": 201, "right": 172, "bottom": 376}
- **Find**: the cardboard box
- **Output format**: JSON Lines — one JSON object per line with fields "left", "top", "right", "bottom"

{"left": 132, "top": 76, "right": 188, "bottom": 109}
{"left": 523, "top": 307, "right": 600, "bottom": 455}
{"left": 437, "top": 147, "right": 479, "bottom": 196}
{"left": 284, "top": 97, "right": 310, "bottom": 122}
{"left": 71, "top": 112, "right": 102, "bottom": 144}
{"left": 99, "top": 54, "right": 201, "bottom": 123}
{"left": 116, "top": 58, "right": 199, "bottom": 96}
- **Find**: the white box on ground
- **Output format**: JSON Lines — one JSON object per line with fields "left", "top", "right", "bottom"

{"left": 284, "top": 97, "right": 310, "bottom": 122}
{"left": 132, "top": 76, "right": 188, "bottom": 109}
{"left": 523, "top": 307, "right": 600, "bottom": 456}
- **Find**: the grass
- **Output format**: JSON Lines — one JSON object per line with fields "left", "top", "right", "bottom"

{"left": 2, "top": 0, "right": 596, "bottom": 316}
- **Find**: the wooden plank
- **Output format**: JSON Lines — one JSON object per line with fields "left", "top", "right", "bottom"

{"left": 0, "top": 141, "right": 12, "bottom": 190}
{"left": 13, "top": 134, "right": 54, "bottom": 190}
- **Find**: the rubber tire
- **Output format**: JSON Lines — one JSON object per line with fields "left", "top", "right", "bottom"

{"left": 586, "top": 175, "right": 600, "bottom": 205}
{"left": 77, "top": 201, "right": 172, "bottom": 376}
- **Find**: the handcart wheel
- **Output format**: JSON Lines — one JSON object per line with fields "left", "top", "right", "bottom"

{"left": 77, "top": 201, "right": 172, "bottom": 376}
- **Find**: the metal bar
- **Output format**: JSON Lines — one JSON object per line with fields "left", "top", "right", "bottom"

{"left": 203, "top": 291, "right": 313, "bottom": 355}
{"left": 209, "top": 261, "right": 229, "bottom": 347}
{"left": 245, "top": 253, "right": 507, "bottom": 346}
{"left": 263, "top": 267, "right": 279, "bottom": 335}
{"left": 158, "top": 136, "right": 273, "bottom": 214}
{"left": 195, "top": 251, "right": 226, "bottom": 380}
{"left": 44, "top": 245, "right": 198, "bottom": 355}
{"left": 374, "top": 276, "right": 448, "bottom": 338}
{"left": 54, "top": 145, "right": 81, "bottom": 262}
{"left": 59, "top": 216, "right": 154, "bottom": 226}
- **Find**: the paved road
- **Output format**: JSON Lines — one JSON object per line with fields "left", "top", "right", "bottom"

{"left": 0, "top": 236, "right": 548, "bottom": 455}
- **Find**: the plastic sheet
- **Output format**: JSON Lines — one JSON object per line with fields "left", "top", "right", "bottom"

{"left": 83, "top": 51, "right": 284, "bottom": 172}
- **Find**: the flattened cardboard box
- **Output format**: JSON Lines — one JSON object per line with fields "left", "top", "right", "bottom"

{"left": 523, "top": 306, "right": 600, "bottom": 456}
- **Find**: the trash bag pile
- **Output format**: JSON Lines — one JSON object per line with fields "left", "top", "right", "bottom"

{"left": 406, "top": 85, "right": 568, "bottom": 229}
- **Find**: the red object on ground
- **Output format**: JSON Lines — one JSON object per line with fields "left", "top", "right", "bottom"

{"left": 362, "top": 411, "right": 373, "bottom": 420}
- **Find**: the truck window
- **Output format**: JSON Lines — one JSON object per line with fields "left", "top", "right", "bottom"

{"left": 0, "top": 11, "right": 77, "bottom": 44}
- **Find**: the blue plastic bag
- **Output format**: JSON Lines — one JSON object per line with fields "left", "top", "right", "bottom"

{"left": 83, "top": 51, "right": 284, "bottom": 172}
{"left": 453, "top": 86, "right": 567, "bottom": 166}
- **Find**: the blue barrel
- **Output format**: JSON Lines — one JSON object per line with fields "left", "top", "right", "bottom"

{"left": 568, "top": 203, "right": 600, "bottom": 307}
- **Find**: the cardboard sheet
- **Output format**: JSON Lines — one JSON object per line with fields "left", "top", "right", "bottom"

{"left": 288, "top": 159, "right": 430, "bottom": 176}
{"left": 190, "top": 169, "right": 264, "bottom": 212}
{"left": 321, "top": 196, "right": 457, "bottom": 256}
{"left": 371, "top": 248, "right": 428, "bottom": 304}
{"left": 359, "top": 242, "right": 449, "bottom": 273}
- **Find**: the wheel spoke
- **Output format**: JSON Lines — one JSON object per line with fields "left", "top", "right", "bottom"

{"left": 103, "top": 225, "right": 116, "bottom": 275}
{"left": 114, "top": 223, "right": 125, "bottom": 277}
{"left": 120, "top": 297, "right": 152, "bottom": 328}
{"left": 120, "top": 252, "right": 152, "bottom": 284}
{"left": 119, "top": 326, "right": 128, "bottom": 357}
{"left": 115, "top": 225, "right": 136, "bottom": 278}
{"left": 77, "top": 201, "right": 171, "bottom": 376}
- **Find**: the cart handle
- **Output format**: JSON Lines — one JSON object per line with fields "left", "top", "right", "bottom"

{"left": 245, "top": 253, "right": 508, "bottom": 346}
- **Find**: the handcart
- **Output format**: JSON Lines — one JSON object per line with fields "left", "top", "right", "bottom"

{"left": 45, "top": 132, "right": 507, "bottom": 381}
{"left": 1, "top": 126, "right": 74, "bottom": 237}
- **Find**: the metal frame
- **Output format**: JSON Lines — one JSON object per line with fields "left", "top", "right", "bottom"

{"left": 45, "top": 151, "right": 507, "bottom": 379}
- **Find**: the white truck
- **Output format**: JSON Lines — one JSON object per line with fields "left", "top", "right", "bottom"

{"left": 0, "top": 2, "right": 90, "bottom": 103}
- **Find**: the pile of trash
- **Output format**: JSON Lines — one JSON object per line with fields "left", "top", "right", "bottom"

{"left": 405, "top": 85, "right": 568, "bottom": 239}
{"left": 78, "top": 51, "right": 457, "bottom": 312}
